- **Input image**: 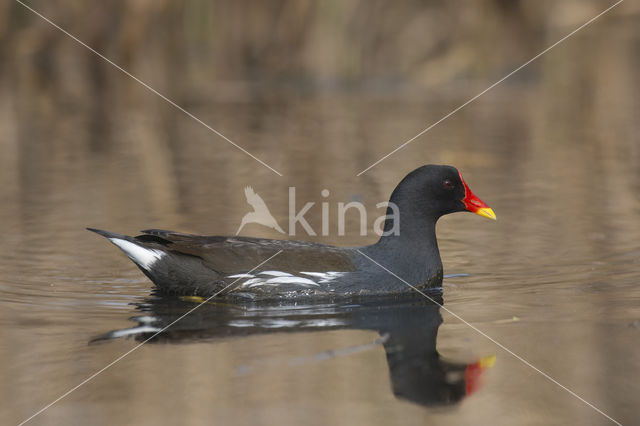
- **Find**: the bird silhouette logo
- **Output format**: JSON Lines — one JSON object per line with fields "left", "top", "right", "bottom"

{"left": 236, "top": 187, "right": 285, "bottom": 235}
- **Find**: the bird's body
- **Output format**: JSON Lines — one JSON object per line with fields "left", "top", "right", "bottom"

{"left": 89, "top": 165, "right": 495, "bottom": 300}
{"left": 88, "top": 228, "right": 442, "bottom": 299}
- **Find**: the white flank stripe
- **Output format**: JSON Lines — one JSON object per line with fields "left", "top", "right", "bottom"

{"left": 258, "top": 271, "right": 293, "bottom": 277}
{"left": 241, "top": 278, "right": 265, "bottom": 287}
{"left": 300, "top": 272, "right": 326, "bottom": 278}
{"left": 233, "top": 271, "right": 348, "bottom": 288}
{"left": 301, "top": 271, "right": 346, "bottom": 282}
{"left": 245, "top": 276, "right": 320, "bottom": 288}
{"left": 109, "top": 238, "right": 164, "bottom": 271}
{"left": 264, "top": 277, "right": 319, "bottom": 286}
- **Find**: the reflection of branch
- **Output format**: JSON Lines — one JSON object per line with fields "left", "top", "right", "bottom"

{"left": 234, "top": 333, "right": 390, "bottom": 376}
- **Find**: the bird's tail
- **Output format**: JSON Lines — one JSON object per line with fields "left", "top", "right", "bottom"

{"left": 87, "top": 227, "right": 164, "bottom": 271}
{"left": 87, "top": 227, "right": 131, "bottom": 241}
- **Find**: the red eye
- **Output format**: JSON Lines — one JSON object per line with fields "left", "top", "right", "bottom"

{"left": 443, "top": 179, "right": 455, "bottom": 190}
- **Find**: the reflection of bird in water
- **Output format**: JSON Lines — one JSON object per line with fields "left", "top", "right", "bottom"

{"left": 236, "top": 187, "right": 285, "bottom": 235}
{"left": 91, "top": 295, "right": 495, "bottom": 408}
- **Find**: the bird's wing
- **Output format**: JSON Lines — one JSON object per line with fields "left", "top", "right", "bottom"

{"left": 244, "top": 186, "right": 271, "bottom": 213}
{"left": 138, "top": 229, "right": 354, "bottom": 275}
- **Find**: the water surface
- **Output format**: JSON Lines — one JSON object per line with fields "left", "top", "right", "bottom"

{"left": 1, "top": 2, "right": 639, "bottom": 425}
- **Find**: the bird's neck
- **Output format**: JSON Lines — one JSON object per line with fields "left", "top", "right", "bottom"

{"left": 372, "top": 216, "right": 439, "bottom": 254}
{"left": 363, "top": 216, "right": 442, "bottom": 286}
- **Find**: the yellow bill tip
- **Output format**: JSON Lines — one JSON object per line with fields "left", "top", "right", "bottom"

{"left": 478, "top": 354, "right": 497, "bottom": 368}
{"left": 475, "top": 207, "right": 497, "bottom": 220}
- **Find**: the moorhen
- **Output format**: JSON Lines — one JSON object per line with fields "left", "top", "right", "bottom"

{"left": 88, "top": 165, "right": 495, "bottom": 299}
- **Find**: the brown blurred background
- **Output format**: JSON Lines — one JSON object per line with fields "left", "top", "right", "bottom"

{"left": 1, "top": 1, "right": 639, "bottom": 425}
{"left": 1, "top": 0, "right": 638, "bottom": 245}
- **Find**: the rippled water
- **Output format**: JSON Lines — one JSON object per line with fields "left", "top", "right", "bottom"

{"left": 2, "top": 3, "right": 640, "bottom": 426}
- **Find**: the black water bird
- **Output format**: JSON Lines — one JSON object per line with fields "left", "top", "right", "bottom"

{"left": 88, "top": 165, "right": 495, "bottom": 299}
